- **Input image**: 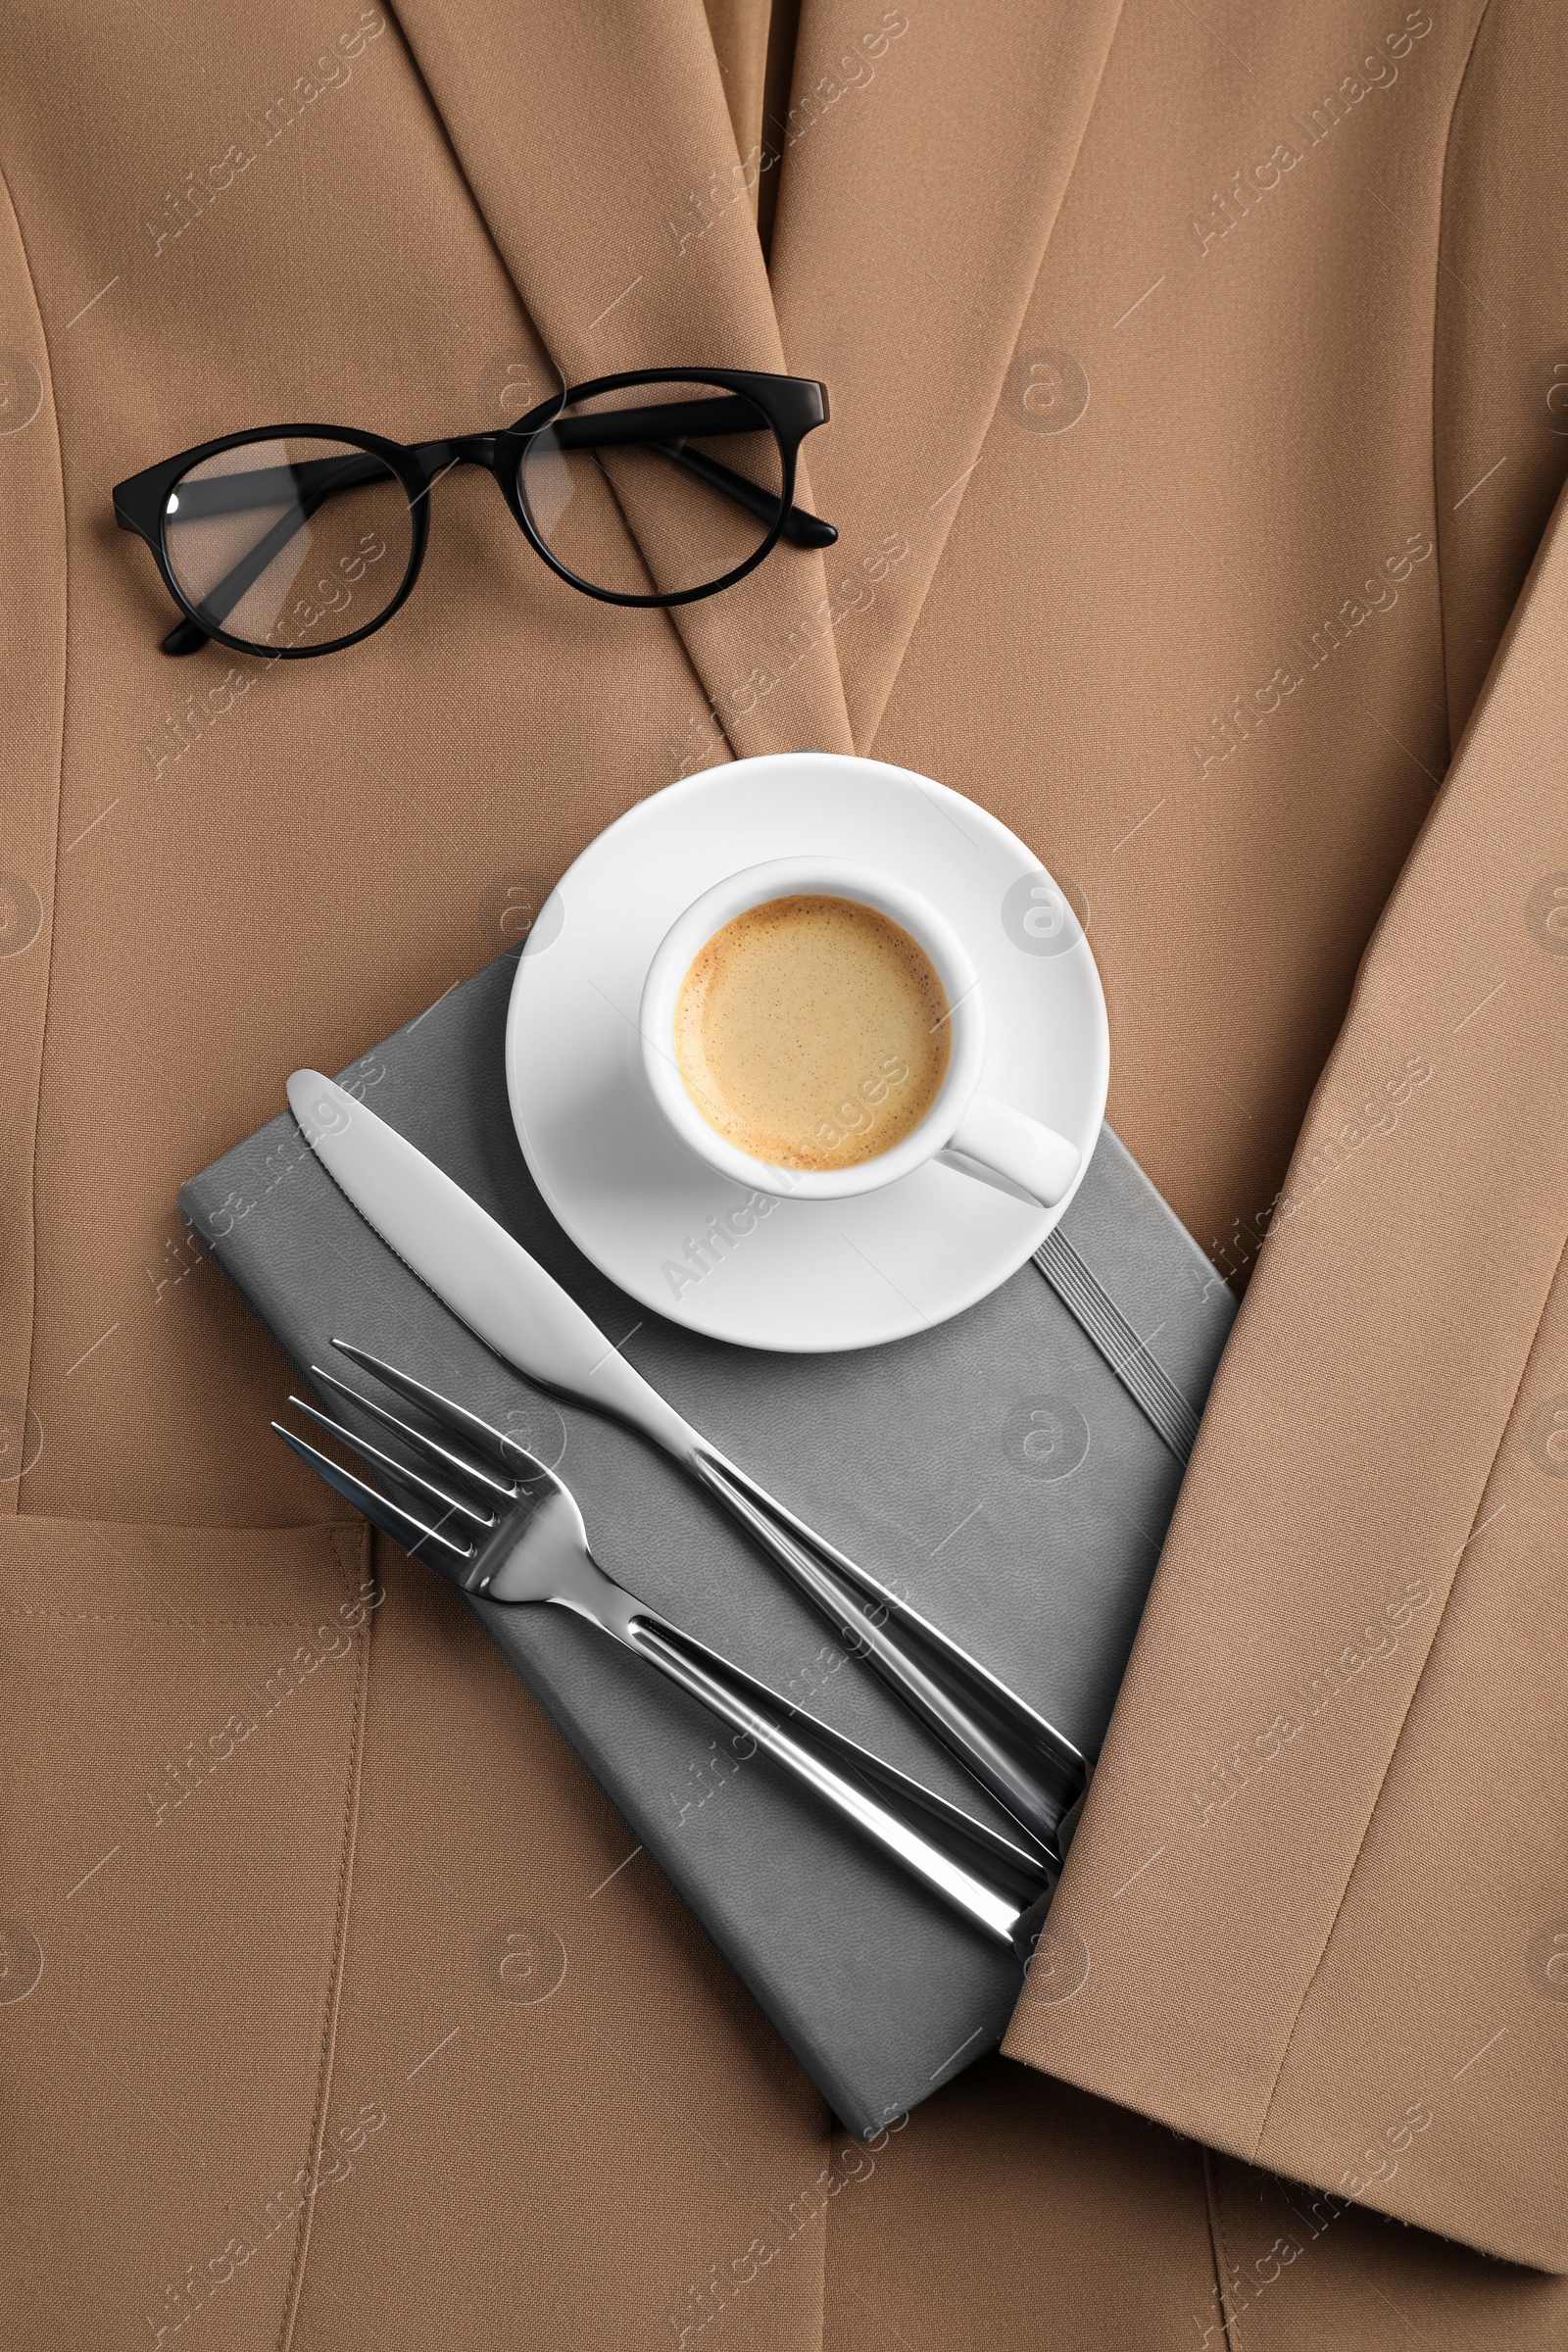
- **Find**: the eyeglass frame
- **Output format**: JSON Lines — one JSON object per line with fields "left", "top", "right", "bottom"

{"left": 111, "top": 366, "right": 837, "bottom": 661}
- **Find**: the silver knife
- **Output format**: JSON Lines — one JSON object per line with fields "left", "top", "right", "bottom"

{"left": 287, "top": 1068, "right": 1087, "bottom": 1852}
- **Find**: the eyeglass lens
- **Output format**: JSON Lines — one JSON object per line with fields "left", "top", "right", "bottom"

{"left": 516, "top": 380, "right": 784, "bottom": 598}
{"left": 162, "top": 434, "right": 415, "bottom": 653}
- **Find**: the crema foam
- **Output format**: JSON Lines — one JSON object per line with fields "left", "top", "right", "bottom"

{"left": 673, "top": 894, "right": 951, "bottom": 1171}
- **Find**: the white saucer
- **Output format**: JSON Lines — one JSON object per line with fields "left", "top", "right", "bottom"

{"left": 506, "top": 754, "right": 1108, "bottom": 1351}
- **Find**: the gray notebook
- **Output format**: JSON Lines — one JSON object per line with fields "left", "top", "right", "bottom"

{"left": 180, "top": 946, "right": 1234, "bottom": 2135}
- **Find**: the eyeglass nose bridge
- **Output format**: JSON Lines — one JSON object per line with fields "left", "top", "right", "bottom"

{"left": 404, "top": 436, "right": 500, "bottom": 494}
{"left": 414, "top": 435, "right": 500, "bottom": 472}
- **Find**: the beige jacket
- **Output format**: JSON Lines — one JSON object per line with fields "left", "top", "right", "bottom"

{"left": 2, "top": 1, "right": 1565, "bottom": 2343}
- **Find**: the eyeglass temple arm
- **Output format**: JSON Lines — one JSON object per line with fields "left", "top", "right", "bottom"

{"left": 539, "top": 394, "right": 836, "bottom": 547}
{"left": 649, "top": 442, "right": 836, "bottom": 548}
{"left": 538, "top": 395, "right": 834, "bottom": 548}
{"left": 159, "top": 455, "right": 389, "bottom": 521}
{"left": 166, "top": 441, "right": 836, "bottom": 548}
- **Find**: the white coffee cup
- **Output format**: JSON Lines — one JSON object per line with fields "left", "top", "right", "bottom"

{"left": 638, "top": 858, "right": 1081, "bottom": 1206}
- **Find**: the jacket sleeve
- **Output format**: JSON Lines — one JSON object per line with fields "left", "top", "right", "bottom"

{"left": 1004, "top": 0, "right": 1568, "bottom": 2271}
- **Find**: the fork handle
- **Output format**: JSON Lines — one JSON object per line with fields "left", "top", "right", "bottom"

{"left": 616, "top": 1612, "right": 1046, "bottom": 1953}
{"left": 466, "top": 1575, "right": 1047, "bottom": 1954}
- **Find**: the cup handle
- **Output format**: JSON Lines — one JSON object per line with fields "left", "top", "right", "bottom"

{"left": 944, "top": 1096, "right": 1081, "bottom": 1207}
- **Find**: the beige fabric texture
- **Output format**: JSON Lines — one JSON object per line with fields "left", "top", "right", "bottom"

{"left": 0, "top": 0, "right": 1564, "bottom": 2343}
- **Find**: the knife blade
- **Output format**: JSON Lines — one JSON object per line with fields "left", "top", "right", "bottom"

{"left": 285, "top": 1069, "right": 699, "bottom": 1459}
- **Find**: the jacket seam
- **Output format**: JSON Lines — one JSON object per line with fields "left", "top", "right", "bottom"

{"left": 1430, "top": 0, "right": 1498, "bottom": 755}
{"left": 0, "top": 150, "right": 67, "bottom": 1528}
{"left": 1201, "top": 2149, "right": 1242, "bottom": 2351}
{"left": 1249, "top": 0, "right": 1502, "bottom": 2159}
{"left": 1250, "top": 1212, "right": 1568, "bottom": 2162}
{"left": 0, "top": 1603, "right": 357, "bottom": 1628}
{"left": 276, "top": 1520, "right": 375, "bottom": 2352}
{"left": 814, "top": 2121, "right": 829, "bottom": 2352}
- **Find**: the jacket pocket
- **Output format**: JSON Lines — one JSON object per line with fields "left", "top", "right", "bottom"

{"left": 0, "top": 1514, "right": 373, "bottom": 2347}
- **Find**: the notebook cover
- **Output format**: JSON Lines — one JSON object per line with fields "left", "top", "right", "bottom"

{"left": 180, "top": 946, "right": 1235, "bottom": 2135}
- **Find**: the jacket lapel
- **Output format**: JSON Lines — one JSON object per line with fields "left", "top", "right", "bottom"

{"left": 388, "top": 0, "right": 854, "bottom": 760}
{"left": 768, "top": 0, "right": 1127, "bottom": 750}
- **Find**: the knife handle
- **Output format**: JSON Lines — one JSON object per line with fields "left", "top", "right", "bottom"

{"left": 618, "top": 1612, "right": 1042, "bottom": 1950}
{"left": 687, "top": 1447, "right": 1087, "bottom": 1858}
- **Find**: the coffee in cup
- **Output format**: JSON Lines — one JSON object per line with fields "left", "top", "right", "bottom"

{"left": 672, "top": 894, "right": 951, "bottom": 1171}
{"left": 641, "top": 857, "right": 1082, "bottom": 1210}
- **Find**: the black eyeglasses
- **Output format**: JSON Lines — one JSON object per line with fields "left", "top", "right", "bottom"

{"left": 112, "top": 368, "right": 837, "bottom": 660}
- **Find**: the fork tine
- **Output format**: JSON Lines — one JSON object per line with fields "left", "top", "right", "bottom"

{"left": 288, "top": 1393, "right": 496, "bottom": 1533}
{"left": 308, "top": 1363, "right": 517, "bottom": 1505}
{"left": 271, "top": 1422, "right": 475, "bottom": 1573}
{"left": 328, "top": 1338, "right": 548, "bottom": 1479}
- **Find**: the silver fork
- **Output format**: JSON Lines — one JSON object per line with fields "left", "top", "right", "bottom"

{"left": 273, "top": 1346, "right": 1054, "bottom": 1957}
